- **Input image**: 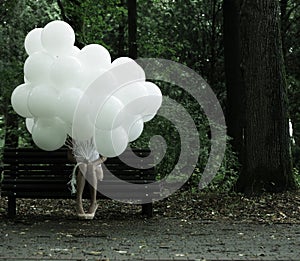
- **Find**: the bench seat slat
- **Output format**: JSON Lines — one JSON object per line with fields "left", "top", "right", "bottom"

{"left": 2, "top": 191, "right": 160, "bottom": 200}
{"left": 2, "top": 179, "right": 156, "bottom": 188}
{"left": 3, "top": 165, "right": 154, "bottom": 172}
{"left": 4, "top": 157, "right": 65, "bottom": 161}
{"left": 3, "top": 148, "right": 151, "bottom": 157}
{"left": 3, "top": 170, "right": 155, "bottom": 179}
{"left": 4, "top": 168, "right": 73, "bottom": 173}
{"left": 4, "top": 159, "right": 154, "bottom": 166}
{"left": 2, "top": 185, "right": 159, "bottom": 197}
{"left": 2, "top": 176, "right": 155, "bottom": 183}
{"left": 3, "top": 170, "right": 155, "bottom": 177}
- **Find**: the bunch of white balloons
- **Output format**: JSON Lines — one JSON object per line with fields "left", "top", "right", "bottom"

{"left": 11, "top": 20, "right": 162, "bottom": 157}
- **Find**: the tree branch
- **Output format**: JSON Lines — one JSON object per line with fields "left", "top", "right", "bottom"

{"left": 57, "top": 0, "right": 67, "bottom": 21}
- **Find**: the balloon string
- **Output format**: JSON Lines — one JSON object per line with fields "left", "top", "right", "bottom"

{"left": 66, "top": 138, "right": 98, "bottom": 194}
{"left": 72, "top": 138, "right": 97, "bottom": 161}
{"left": 67, "top": 162, "right": 83, "bottom": 194}
{"left": 68, "top": 161, "right": 101, "bottom": 194}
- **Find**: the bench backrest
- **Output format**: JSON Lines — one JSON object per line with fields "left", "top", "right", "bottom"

{"left": 2, "top": 147, "right": 155, "bottom": 184}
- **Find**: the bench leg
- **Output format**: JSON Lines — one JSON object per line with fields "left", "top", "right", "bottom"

{"left": 142, "top": 203, "right": 153, "bottom": 218}
{"left": 8, "top": 196, "right": 16, "bottom": 218}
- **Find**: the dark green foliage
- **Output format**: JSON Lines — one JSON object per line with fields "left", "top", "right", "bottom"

{"left": 131, "top": 80, "right": 239, "bottom": 192}
{"left": 58, "top": 0, "right": 128, "bottom": 58}
{"left": 138, "top": 0, "right": 224, "bottom": 89}
{"left": 0, "top": 0, "right": 60, "bottom": 147}
{"left": 280, "top": 0, "right": 300, "bottom": 173}
{"left": 0, "top": 0, "right": 298, "bottom": 193}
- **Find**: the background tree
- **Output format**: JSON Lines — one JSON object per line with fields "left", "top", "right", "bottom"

{"left": 280, "top": 0, "right": 300, "bottom": 171}
{"left": 138, "top": 0, "right": 224, "bottom": 87}
{"left": 57, "top": 0, "right": 85, "bottom": 48}
{"left": 235, "top": 0, "right": 297, "bottom": 193}
{"left": 0, "top": 0, "right": 298, "bottom": 192}
{"left": 223, "top": 0, "right": 244, "bottom": 166}
{"left": 0, "top": 0, "right": 60, "bottom": 147}
{"left": 57, "top": 0, "right": 128, "bottom": 59}
{"left": 128, "top": 0, "right": 137, "bottom": 59}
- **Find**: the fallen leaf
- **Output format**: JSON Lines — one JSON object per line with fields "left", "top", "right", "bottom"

{"left": 50, "top": 248, "right": 70, "bottom": 252}
{"left": 82, "top": 250, "right": 102, "bottom": 255}
{"left": 279, "top": 211, "right": 287, "bottom": 218}
{"left": 116, "top": 250, "right": 127, "bottom": 254}
{"left": 159, "top": 245, "right": 170, "bottom": 249}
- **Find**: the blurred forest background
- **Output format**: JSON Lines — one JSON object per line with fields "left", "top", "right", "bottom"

{"left": 0, "top": 0, "right": 299, "bottom": 195}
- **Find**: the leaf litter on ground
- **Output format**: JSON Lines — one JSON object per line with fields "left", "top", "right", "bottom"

{"left": 0, "top": 189, "right": 299, "bottom": 224}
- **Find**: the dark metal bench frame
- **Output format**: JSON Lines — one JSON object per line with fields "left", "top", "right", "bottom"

{"left": 1, "top": 147, "right": 157, "bottom": 218}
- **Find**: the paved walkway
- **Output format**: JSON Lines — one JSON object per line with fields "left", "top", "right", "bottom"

{"left": 1, "top": 216, "right": 300, "bottom": 260}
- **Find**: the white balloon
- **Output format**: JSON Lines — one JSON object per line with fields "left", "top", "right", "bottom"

{"left": 25, "top": 118, "right": 35, "bottom": 134}
{"left": 113, "top": 82, "right": 148, "bottom": 115}
{"left": 50, "top": 56, "right": 82, "bottom": 88}
{"left": 28, "top": 85, "right": 58, "bottom": 117}
{"left": 24, "top": 51, "right": 54, "bottom": 84}
{"left": 32, "top": 117, "right": 67, "bottom": 151}
{"left": 41, "top": 20, "right": 75, "bottom": 56}
{"left": 142, "top": 113, "right": 156, "bottom": 123}
{"left": 24, "top": 76, "right": 29, "bottom": 83}
{"left": 68, "top": 46, "right": 80, "bottom": 56}
{"left": 11, "top": 83, "right": 33, "bottom": 118}
{"left": 111, "top": 57, "right": 133, "bottom": 67}
{"left": 120, "top": 113, "right": 143, "bottom": 140}
{"left": 77, "top": 44, "right": 111, "bottom": 71}
{"left": 70, "top": 112, "right": 94, "bottom": 141}
{"left": 111, "top": 57, "right": 146, "bottom": 86}
{"left": 65, "top": 123, "right": 73, "bottom": 137}
{"left": 95, "top": 127, "right": 128, "bottom": 157}
{"left": 79, "top": 68, "right": 106, "bottom": 90}
{"left": 127, "top": 118, "right": 144, "bottom": 142}
{"left": 95, "top": 96, "right": 124, "bottom": 130}
{"left": 142, "top": 81, "right": 162, "bottom": 116}
{"left": 24, "top": 28, "right": 44, "bottom": 55}
{"left": 56, "top": 88, "right": 84, "bottom": 123}
{"left": 114, "top": 109, "right": 135, "bottom": 129}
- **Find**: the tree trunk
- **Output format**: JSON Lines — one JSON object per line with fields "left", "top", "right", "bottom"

{"left": 57, "top": 0, "right": 84, "bottom": 48}
{"left": 223, "top": 0, "right": 245, "bottom": 164}
{"left": 4, "top": 108, "right": 18, "bottom": 148}
{"left": 128, "top": 0, "right": 137, "bottom": 59}
{"left": 117, "top": 0, "right": 126, "bottom": 57}
{"left": 2, "top": 0, "right": 21, "bottom": 148}
{"left": 236, "top": 0, "right": 297, "bottom": 194}
{"left": 209, "top": 0, "right": 217, "bottom": 86}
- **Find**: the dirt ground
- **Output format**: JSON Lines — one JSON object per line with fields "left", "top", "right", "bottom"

{"left": 1, "top": 190, "right": 300, "bottom": 260}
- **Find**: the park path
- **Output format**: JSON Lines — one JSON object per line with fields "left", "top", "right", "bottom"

{"left": 1, "top": 216, "right": 300, "bottom": 260}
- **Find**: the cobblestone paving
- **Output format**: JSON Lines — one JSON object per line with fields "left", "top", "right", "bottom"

{"left": 1, "top": 216, "right": 300, "bottom": 260}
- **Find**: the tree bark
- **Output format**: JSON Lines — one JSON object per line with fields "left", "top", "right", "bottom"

{"left": 223, "top": 0, "right": 245, "bottom": 164}
{"left": 128, "top": 0, "right": 137, "bottom": 59}
{"left": 117, "top": 0, "right": 126, "bottom": 57}
{"left": 4, "top": 108, "right": 18, "bottom": 148}
{"left": 209, "top": 0, "right": 217, "bottom": 86}
{"left": 236, "top": 0, "right": 296, "bottom": 194}
{"left": 57, "top": 0, "right": 84, "bottom": 48}
{"left": 2, "top": 0, "right": 21, "bottom": 148}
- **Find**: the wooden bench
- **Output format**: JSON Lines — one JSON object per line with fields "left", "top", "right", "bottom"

{"left": 1, "top": 147, "right": 158, "bottom": 218}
